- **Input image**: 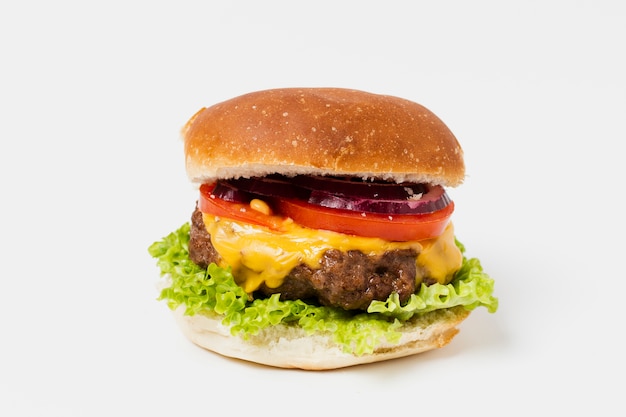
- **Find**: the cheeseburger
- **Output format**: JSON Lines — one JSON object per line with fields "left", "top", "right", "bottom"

{"left": 148, "top": 88, "right": 498, "bottom": 370}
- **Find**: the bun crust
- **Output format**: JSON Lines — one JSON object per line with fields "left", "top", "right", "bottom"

{"left": 183, "top": 88, "right": 465, "bottom": 186}
{"left": 173, "top": 306, "right": 470, "bottom": 370}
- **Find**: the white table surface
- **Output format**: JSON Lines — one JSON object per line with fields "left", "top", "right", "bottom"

{"left": 1, "top": 1, "right": 624, "bottom": 415}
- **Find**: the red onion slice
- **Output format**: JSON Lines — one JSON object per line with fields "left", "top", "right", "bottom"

{"left": 308, "top": 184, "right": 450, "bottom": 214}
{"left": 214, "top": 176, "right": 307, "bottom": 201}
{"left": 211, "top": 175, "right": 451, "bottom": 215}
{"left": 211, "top": 181, "right": 253, "bottom": 203}
{"left": 289, "top": 175, "right": 428, "bottom": 200}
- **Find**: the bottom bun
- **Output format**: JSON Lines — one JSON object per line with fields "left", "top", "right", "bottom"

{"left": 173, "top": 305, "right": 471, "bottom": 370}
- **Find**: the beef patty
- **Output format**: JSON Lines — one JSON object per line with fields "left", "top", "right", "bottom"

{"left": 189, "top": 207, "right": 419, "bottom": 310}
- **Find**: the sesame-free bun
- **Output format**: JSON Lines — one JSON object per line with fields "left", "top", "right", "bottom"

{"left": 173, "top": 305, "right": 470, "bottom": 370}
{"left": 183, "top": 88, "right": 465, "bottom": 186}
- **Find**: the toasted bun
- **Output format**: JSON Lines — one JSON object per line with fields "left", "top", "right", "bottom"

{"left": 172, "top": 305, "right": 470, "bottom": 370}
{"left": 183, "top": 88, "right": 465, "bottom": 186}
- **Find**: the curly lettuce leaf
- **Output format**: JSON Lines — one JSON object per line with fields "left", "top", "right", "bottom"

{"left": 368, "top": 240, "right": 498, "bottom": 320}
{"left": 148, "top": 224, "right": 498, "bottom": 355}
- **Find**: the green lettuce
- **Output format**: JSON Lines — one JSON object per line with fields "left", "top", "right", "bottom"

{"left": 148, "top": 223, "right": 498, "bottom": 355}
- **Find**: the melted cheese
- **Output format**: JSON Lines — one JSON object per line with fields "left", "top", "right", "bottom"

{"left": 416, "top": 223, "right": 463, "bottom": 284}
{"left": 203, "top": 214, "right": 462, "bottom": 294}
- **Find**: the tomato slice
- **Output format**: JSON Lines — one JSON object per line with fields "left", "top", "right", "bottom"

{"left": 199, "top": 183, "right": 288, "bottom": 231}
{"left": 277, "top": 198, "right": 454, "bottom": 241}
{"left": 198, "top": 183, "right": 454, "bottom": 241}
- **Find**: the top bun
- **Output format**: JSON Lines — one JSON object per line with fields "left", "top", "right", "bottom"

{"left": 183, "top": 88, "right": 465, "bottom": 186}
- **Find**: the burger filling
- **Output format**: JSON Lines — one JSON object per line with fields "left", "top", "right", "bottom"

{"left": 189, "top": 206, "right": 463, "bottom": 311}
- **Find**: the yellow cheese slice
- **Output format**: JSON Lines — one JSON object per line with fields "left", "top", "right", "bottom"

{"left": 203, "top": 213, "right": 462, "bottom": 294}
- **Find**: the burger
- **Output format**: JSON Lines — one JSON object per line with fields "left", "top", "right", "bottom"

{"left": 148, "top": 87, "right": 498, "bottom": 370}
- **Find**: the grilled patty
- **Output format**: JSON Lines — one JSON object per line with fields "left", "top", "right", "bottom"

{"left": 189, "top": 207, "right": 419, "bottom": 311}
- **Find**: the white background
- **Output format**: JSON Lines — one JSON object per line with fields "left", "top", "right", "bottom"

{"left": 1, "top": 1, "right": 625, "bottom": 415}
